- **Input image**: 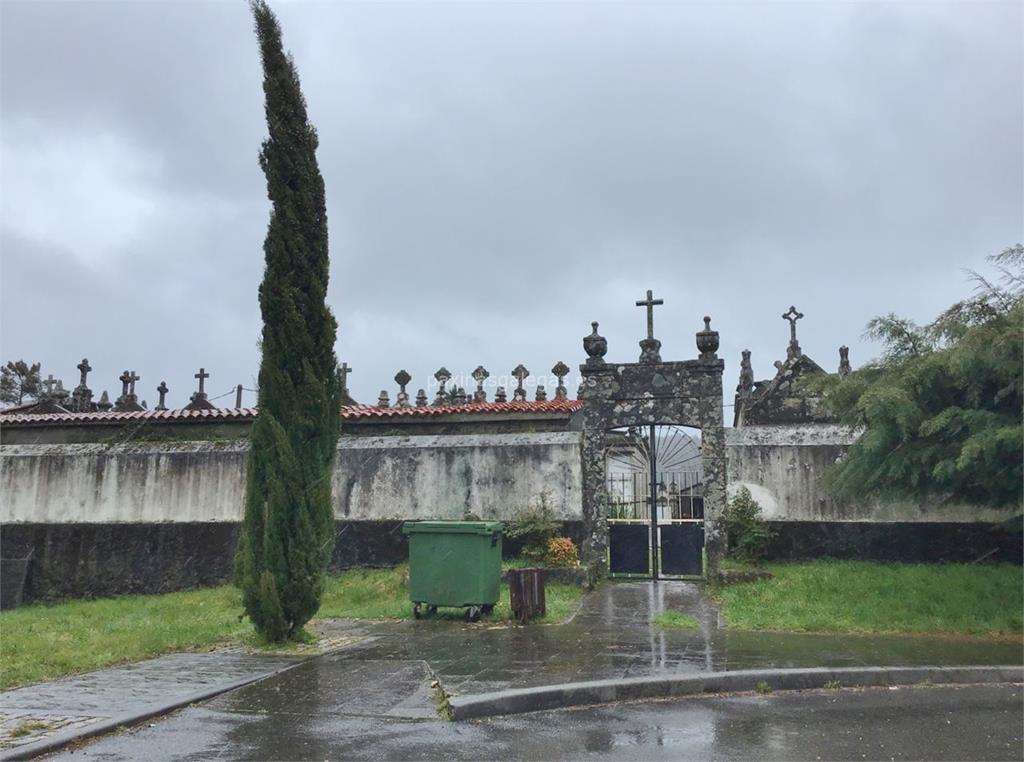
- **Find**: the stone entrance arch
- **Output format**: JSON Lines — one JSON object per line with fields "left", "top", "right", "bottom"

{"left": 577, "top": 303, "right": 726, "bottom": 577}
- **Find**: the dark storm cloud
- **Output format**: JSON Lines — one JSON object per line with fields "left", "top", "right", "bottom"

{"left": 2, "top": 1, "right": 1020, "bottom": 409}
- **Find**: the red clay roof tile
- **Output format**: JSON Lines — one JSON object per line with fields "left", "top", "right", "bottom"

{"left": 0, "top": 400, "right": 582, "bottom": 425}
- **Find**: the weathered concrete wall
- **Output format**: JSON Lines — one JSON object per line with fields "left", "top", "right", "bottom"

{"left": 1, "top": 432, "right": 583, "bottom": 524}
{"left": 1, "top": 442, "right": 249, "bottom": 524}
{"left": 334, "top": 433, "right": 581, "bottom": 521}
{"left": 726, "top": 424, "right": 1019, "bottom": 523}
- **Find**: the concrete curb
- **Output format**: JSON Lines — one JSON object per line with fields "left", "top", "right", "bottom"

{"left": 448, "top": 665, "right": 1024, "bottom": 720}
{"left": 0, "top": 659, "right": 307, "bottom": 761}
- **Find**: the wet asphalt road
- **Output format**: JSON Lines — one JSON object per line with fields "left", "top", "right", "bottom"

{"left": 53, "top": 684, "right": 1023, "bottom": 761}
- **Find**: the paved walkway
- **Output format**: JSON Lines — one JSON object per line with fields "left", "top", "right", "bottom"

{"left": 0, "top": 652, "right": 302, "bottom": 757}
{"left": 3, "top": 581, "right": 1020, "bottom": 758}
{"left": 320, "top": 581, "right": 1022, "bottom": 697}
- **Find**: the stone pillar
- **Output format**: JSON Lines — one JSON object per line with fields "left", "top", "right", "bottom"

{"left": 578, "top": 320, "right": 611, "bottom": 574}
{"left": 699, "top": 406, "right": 727, "bottom": 577}
{"left": 580, "top": 427, "right": 609, "bottom": 574}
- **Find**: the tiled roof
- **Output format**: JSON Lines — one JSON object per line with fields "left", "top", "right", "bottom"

{"left": 341, "top": 399, "right": 583, "bottom": 419}
{"left": 0, "top": 400, "right": 582, "bottom": 425}
{"left": 0, "top": 408, "right": 260, "bottom": 425}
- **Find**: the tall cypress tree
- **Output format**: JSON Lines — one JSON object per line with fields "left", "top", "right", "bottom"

{"left": 236, "top": 0, "right": 341, "bottom": 642}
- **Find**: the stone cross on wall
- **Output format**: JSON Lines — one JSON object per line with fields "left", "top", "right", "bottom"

{"left": 394, "top": 369, "right": 412, "bottom": 407}
{"left": 34, "top": 374, "right": 69, "bottom": 413}
{"left": 114, "top": 369, "right": 144, "bottom": 412}
{"left": 77, "top": 358, "right": 92, "bottom": 387}
{"left": 184, "top": 367, "right": 216, "bottom": 411}
{"left": 551, "top": 361, "right": 570, "bottom": 400}
{"left": 512, "top": 364, "right": 529, "bottom": 401}
{"left": 340, "top": 362, "right": 351, "bottom": 392}
{"left": 433, "top": 367, "right": 451, "bottom": 405}
{"left": 782, "top": 305, "right": 804, "bottom": 360}
{"left": 636, "top": 289, "right": 664, "bottom": 363}
{"left": 472, "top": 366, "right": 489, "bottom": 403}
{"left": 69, "top": 358, "right": 95, "bottom": 412}
{"left": 156, "top": 381, "right": 169, "bottom": 411}
{"left": 636, "top": 289, "right": 663, "bottom": 340}
{"left": 195, "top": 367, "right": 209, "bottom": 395}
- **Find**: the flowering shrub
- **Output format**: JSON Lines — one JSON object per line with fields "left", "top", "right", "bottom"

{"left": 505, "top": 494, "right": 559, "bottom": 561}
{"left": 544, "top": 536, "right": 579, "bottom": 568}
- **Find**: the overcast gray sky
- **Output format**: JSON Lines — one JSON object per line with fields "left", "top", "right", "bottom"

{"left": 1, "top": 0, "right": 1020, "bottom": 410}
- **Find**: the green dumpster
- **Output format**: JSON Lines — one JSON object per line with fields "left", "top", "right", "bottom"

{"left": 403, "top": 520, "right": 502, "bottom": 621}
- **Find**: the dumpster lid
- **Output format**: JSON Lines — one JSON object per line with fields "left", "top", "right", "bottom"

{"left": 403, "top": 520, "right": 502, "bottom": 535}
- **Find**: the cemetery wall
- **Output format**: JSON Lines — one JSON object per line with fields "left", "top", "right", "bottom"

{"left": 726, "top": 424, "right": 1019, "bottom": 524}
{"left": 3, "top": 418, "right": 1020, "bottom": 603}
{"left": 727, "top": 424, "right": 1021, "bottom": 563}
{"left": 1, "top": 432, "right": 583, "bottom": 603}
{"left": 4, "top": 423, "right": 1016, "bottom": 530}
{"left": 1, "top": 521, "right": 587, "bottom": 602}
{"left": 1, "top": 433, "right": 583, "bottom": 524}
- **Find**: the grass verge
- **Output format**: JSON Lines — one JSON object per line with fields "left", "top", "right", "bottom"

{"left": 714, "top": 560, "right": 1023, "bottom": 636}
{"left": 0, "top": 585, "right": 250, "bottom": 690}
{"left": 652, "top": 611, "right": 700, "bottom": 630}
{"left": 1, "top": 565, "right": 587, "bottom": 690}
{"left": 318, "top": 565, "right": 586, "bottom": 623}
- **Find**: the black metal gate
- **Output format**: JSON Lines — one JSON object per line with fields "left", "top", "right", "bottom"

{"left": 606, "top": 425, "right": 705, "bottom": 579}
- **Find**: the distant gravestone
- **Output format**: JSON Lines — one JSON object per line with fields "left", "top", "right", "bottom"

{"left": 113, "top": 370, "right": 144, "bottom": 412}
{"left": 512, "top": 365, "right": 529, "bottom": 401}
{"left": 155, "top": 381, "right": 170, "bottom": 411}
{"left": 184, "top": 367, "right": 216, "bottom": 411}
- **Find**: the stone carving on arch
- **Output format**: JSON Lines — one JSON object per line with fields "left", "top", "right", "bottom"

{"left": 576, "top": 311, "right": 727, "bottom": 577}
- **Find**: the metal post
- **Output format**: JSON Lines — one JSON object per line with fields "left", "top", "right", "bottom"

{"left": 649, "top": 424, "right": 659, "bottom": 581}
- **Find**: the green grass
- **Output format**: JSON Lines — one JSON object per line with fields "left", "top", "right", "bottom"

{"left": 0, "top": 585, "right": 250, "bottom": 690}
{"left": 8, "top": 720, "right": 53, "bottom": 738}
{"left": 319, "top": 565, "right": 586, "bottom": 623}
{"left": 0, "top": 565, "right": 587, "bottom": 690}
{"left": 652, "top": 611, "right": 700, "bottom": 630}
{"left": 715, "top": 561, "right": 1023, "bottom": 636}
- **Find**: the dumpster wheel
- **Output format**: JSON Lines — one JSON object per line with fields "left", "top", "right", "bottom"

{"left": 413, "top": 603, "right": 439, "bottom": 619}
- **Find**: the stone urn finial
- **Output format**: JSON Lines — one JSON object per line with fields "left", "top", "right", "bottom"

{"left": 696, "top": 315, "right": 719, "bottom": 362}
{"left": 583, "top": 321, "right": 608, "bottom": 369}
